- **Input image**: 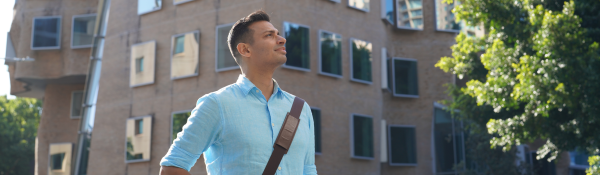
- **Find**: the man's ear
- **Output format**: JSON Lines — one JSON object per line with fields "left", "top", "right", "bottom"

{"left": 237, "top": 43, "right": 251, "bottom": 58}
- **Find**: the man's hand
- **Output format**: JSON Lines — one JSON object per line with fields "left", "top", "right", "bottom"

{"left": 159, "top": 166, "right": 190, "bottom": 175}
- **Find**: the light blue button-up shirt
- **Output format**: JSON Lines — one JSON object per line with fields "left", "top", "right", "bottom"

{"left": 160, "top": 75, "right": 317, "bottom": 175}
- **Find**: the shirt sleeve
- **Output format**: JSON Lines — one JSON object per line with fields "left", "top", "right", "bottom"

{"left": 303, "top": 102, "right": 318, "bottom": 175}
{"left": 160, "top": 94, "right": 223, "bottom": 171}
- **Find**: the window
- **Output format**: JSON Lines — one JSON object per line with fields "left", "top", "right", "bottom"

{"left": 71, "top": 14, "right": 96, "bottom": 48}
{"left": 569, "top": 151, "right": 589, "bottom": 175}
{"left": 215, "top": 23, "right": 239, "bottom": 72}
{"left": 435, "top": 0, "right": 461, "bottom": 31}
{"left": 531, "top": 151, "right": 557, "bottom": 175}
{"left": 388, "top": 125, "right": 417, "bottom": 166}
{"left": 126, "top": 116, "right": 152, "bottom": 163}
{"left": 349, "top": 0, "right": 370, "bottom": 12}
{"left": 171, "top": 31, "right": 199, "bottom": 79}
{"left": 171, "top": 111, "right": 191, "bottom": 144}
{"left": 392, "top": 58, "right": 419, "bottom": 98}
{"left": 318, "top": 30, "right": 342, "bottom": 77}
{"left": 434, "top": 106, "right": 465, "bottom": 174}
{"left": 70, "top": 91, "right": 83, "bottom": 119}
{"left": 381, "top": 0, "right": 395, "bottom": 24}
{"left": 350, "top": 38, "right": 372, "bottom": 84}
{"left": 31, "top": 16, "right": 61, "bottom": 50}
{"left": 351, "top": 114, "right": 373, "bottom": 159}
{"left": 130, "top": 41, "right": 155, "bottom": 87}
{"left": 138, "top": 0, "right": 162, "bottom": 15}
{"left": 48, "top": 143, "right": 72, "bottom": 174}
{"left": 311, "top": 108, "right": 322, "bottom": 154}
{"left": 173, "top": 0, "right": 193, "bottom": 5}
{"left": 283, "top": 22, "right": 310, "bottom": 71}
{"left": 396, "top": 0, "right": 423, "bottom": 30}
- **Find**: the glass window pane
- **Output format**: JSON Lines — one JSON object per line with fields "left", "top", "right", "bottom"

{"left": 172, "top": 112, "right": 191, "bottom": 143}
{"left": 48, "top": 143, "right": 72, "bottom": 175}
{"left": 320, "top": 31, "right": 342, "bottom": 76}
{"left": 130, "top": 41, "right": 155, "bottom": 87}
{"left": 393, "top": 59, "right": 419, "bottom": 96}
{"left": 126, "top": 117, "right": 152, "bottom": 162}
{"left": 353, "top": 115, "right": 373, "bottom": 158}
{"left": 384, "top": 0, "right": 395, "bottom": 23}
{"left": 396, "top": 0, "right": 423, "bottom": 29}
{"left": 349, "top": 0, "right": 370, "bottom": 11}
{"left": 71, "top": 91, "right": 83, "bottom": 118}
{"left": 72, "top": 15, "right": 96, "bottom": 47}
{"left": 389, "top": 126, "right": 417, "bottom": 164}
{"left": 284, "top": 22, "right": 310, "bottom": 69}
{"left": 171, "top": 32, "right": 199, "bottom": 78}
{"left": 435, "top": 0, "right": 461, "bottom": 31}
{"left": 311, "top": 109, "right": 322, "bottom": 153}
{"left": 351, "top": 39, "right": 372, "bottom": 82}
{"left": 50, "top": 153, "right": 65, "bottom": 170}
{"left": 216, "top": 24, "right": 238, "bottom": 71}
{"left": 138, "top": 0, "right": 162, "bottom": 15}
{"left": 570, "top": 151, "right": 590, "bottom": 166}
{"left": 32, "top": 17, "right": 61, "bottom": 49}
{"left": 434, "top": 108, "right": 456, "bottom": 173}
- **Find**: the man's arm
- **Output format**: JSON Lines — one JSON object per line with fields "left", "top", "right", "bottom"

{"left": 160, "top": 166, "right": 191, "bottom": 175}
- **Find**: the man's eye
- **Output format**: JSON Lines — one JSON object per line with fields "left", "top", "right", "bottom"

{"left": 267, "top": 34, "right": 272, "bottom": 36}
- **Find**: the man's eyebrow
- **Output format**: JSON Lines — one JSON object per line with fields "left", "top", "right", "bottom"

{"left": 263, "top": 30, "right": 278, "bottom": 34}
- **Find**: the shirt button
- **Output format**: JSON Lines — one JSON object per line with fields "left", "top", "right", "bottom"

{"left": 278, "top": 167, "right": 282, "bottom": 170}
{"left": 256, "top": 90, "right": 259, "bottom": 93}
{"left": 271, "top": 123, "right": 275, "bottom": 127}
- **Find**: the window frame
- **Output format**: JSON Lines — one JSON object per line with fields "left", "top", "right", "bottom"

{"left": 310, "top": 107, "right": 322, "bottom": 155}
{"left": 31, "top": 16, "right": 62, "bottom": 50}
{"left": 350, "top": 113, "right": 375, "bottom": 160}
{"left": 432, "top": 102, "right": 466, "bottom": 174}
{"left": 391, "top": 57, "right": 419, "bottom": 98}
{"left": 329, "top": 0, "right": 341, "bottom": 3}
{"left": 349, "top": 37, "right": 373, "bottom": 85}
{"left": 434, "top": 0, "right": 461, "bottom": 33}
{"left": 282, "top": 21, "right": 311, "bottom": 72}
{"left": 138, "top": 0, "right": 162, "bottom": 15}
{"left": 130, "top": 40, "right": 156, "bottom": 88}
{"left": 318, "top": 30, "right": 343, "bottom": 78}
{"left": 170, "top": 110, "right": 193, "bottom": 145}
{"left": 173, "top": 0, "right": 194, "bottom": 5}
{"left": 71, "top": 14, "right": 97, "bottom": 49}
{"left": 170, "top": 30, "right": 200, "bottom": 80}
{"left": 388, "top": 124, "right": 418, "bottom": 166}
{"left": 48, "top": 142, "right": 73, "bottom": 173}
{"left": 395, "top": 0, "right": 424, "bottom": 31}
{"left": 70, "top": 91, "right": 84, "bottom": 119}
{"left": 125, "top": 115, "right": 153, "bottom": 163}
{"left": 214, "top": 22, "right": 240, "bottom": 72}
{"left": 348, "top": 0, "right": 370, "bottom": 12}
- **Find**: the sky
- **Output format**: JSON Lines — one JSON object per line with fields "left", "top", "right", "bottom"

{"left": 1, "top": 0, "right": 16, "bottom": 99}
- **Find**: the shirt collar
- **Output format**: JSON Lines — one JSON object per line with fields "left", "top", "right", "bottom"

{"left": 236, "top": 74, "right": 282, "bottom": 97}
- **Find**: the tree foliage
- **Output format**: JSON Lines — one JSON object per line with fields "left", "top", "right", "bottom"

{"left": 0, "top": 95, "right": 42, "bottom": 175}
{"left": 436, "top": 0, "right": 600, "bottom": 165}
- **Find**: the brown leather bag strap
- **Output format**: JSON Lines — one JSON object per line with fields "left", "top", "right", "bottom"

{"left": 262, "top": 97, "right": 305, "bottom": 175}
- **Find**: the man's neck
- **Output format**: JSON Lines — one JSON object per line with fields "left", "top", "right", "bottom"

{"left": 244, "top": 69, "right": 275, "bottom": 102}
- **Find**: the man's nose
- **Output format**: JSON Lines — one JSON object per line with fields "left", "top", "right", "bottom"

{"left": 277, "top": 35, "right": 286, "bottom": 45}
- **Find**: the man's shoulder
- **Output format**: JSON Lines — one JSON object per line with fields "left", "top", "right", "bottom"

{"left": 196, "top": 84, "right": 239, "bottom": 103}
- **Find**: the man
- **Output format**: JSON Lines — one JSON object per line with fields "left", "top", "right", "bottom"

{"left": 159, "top": 10, "right": 318, "bottom": 175}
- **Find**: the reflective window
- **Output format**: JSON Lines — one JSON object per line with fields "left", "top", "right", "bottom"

{"left": 569, "top": 151, "right": 590, "bottom": 175}
{"left": 434, "top": 107, "right": 465, "bottom": 174}
{"left": 388, "top": 125, "right": 417, "bottom": 165}
{"left": 396, "top": 0, "right": 423, "bottom": 30}
{"left": 349, "top": 0, "right": 370, "bottom": 12}
{"left": 130, "top": 41, "right": 155, "bottom": 87}
{"left": 392, "top": 58, "right": 419, "bottom": 97}
{"left": 319, "top": 30, "right": 342, "bottom": 77}
{"left": 171, "top": 31, "right": 199, "bottom": 79}
{"left": 311, "top": 108, "right": 322, "bottom": 154}
{"left": 352, "top": 114, "right": 373, "bottom": 159}
{"left": 32, "top": 16, "right": 61, "bottom": 50}
{"left": 350, "top": 38, "right": 372, "bottom": 84}
{"left": 126, "top": 116, "right": 152, "bottom": 163}
{"left": 382, "top": 0, "right": 395, "bottom": 24}
{"left": 71, "top": 14, "right": 96, "bottom": 48}
{"left": 435, "top": 0, "right": 461, "bottom": 31}
{"left": 171, "top": 111, "right": 191, "bottom": 144}
{"left": 174, "top": 0, "right": 193, "bottom": 5}
{"left": 216, "top": 23, "right": 239, "bottom": 72}
{"left": 71, "top": 91, "right": 83, "bottom": 119}
{"left": 138, "top": 0, "right": 162, "bottom": 15}
{"left": 283, "top": 22, "right": 310, "bottom": 71}
{"left": 48, "top": 143, "right": 72, "bottom": 175}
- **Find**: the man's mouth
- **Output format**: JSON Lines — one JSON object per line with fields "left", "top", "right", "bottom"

{"left": 275, "top": 47, "right": 286, "bottom": 53}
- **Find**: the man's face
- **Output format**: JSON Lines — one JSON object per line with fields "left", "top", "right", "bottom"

{"left": 246, "top": 21, "right": 287, "bottom": 67}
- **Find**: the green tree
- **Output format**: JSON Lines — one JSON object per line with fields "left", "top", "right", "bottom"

{"left": 436, "top": 0, "right": 600, "bottom": 171}
{"left": 0, "top": 95, "right": 42, "bottom": 175}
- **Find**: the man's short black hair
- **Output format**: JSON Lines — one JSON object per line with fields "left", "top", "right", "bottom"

{"left": 227, "top": 10, "right": 271, "bottom": 65}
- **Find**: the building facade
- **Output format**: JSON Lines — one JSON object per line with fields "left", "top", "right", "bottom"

{"left": 5, "top": 0, "right": 582, "bottom": 175}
